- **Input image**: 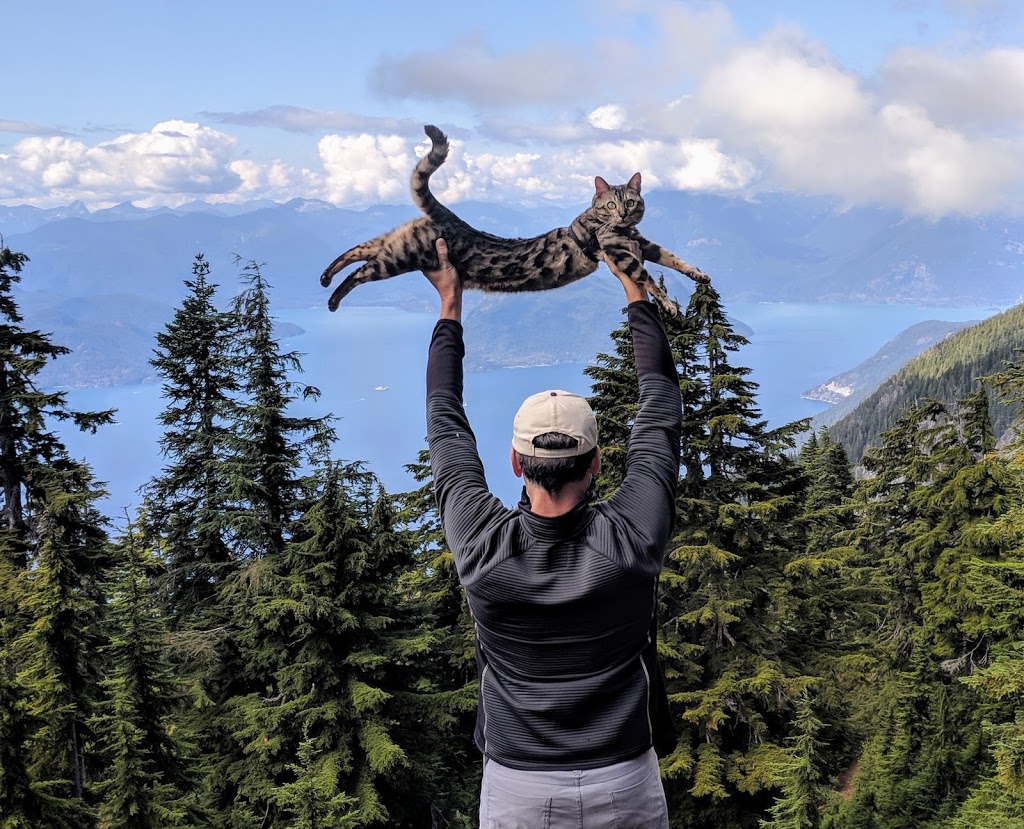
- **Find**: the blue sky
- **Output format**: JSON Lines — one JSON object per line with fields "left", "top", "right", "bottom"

{"left": 3, "top": 0, "right": 1023, "bottom": 215}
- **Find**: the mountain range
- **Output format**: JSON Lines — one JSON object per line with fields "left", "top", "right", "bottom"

{"left": 3, "top": 192, "right": 1021, "bottom": 387}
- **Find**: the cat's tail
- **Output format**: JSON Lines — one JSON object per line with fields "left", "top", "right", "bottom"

{"left": 411, "top": 125, "right": 459, "bottom": 224}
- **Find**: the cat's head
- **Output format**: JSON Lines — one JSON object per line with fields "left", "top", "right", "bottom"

{"left": 591, "top": 173, "right": 644, "bottom": 226}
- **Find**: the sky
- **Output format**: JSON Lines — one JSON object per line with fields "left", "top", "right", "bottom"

{"left": 3, "top": 0, "right": 1024, "bottom": 217}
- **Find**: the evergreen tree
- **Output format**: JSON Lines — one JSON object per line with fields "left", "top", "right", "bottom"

{"left": 825, "top": 390, "right": 1011, "bottom": 829}
{"left": 144, "top": 253, "right": 238, "bottom": 629}
{"left": 0, "top": 244, "right": 112, "bottom": 826}
{"left": 220, "top": 259, "right": 334, "bottom": 562}
{"left": 223, "top": 464, "right": 431, "bottom": 827}
{"left": 940, "top": 360, "right": 1024, "bottom": 827}
{"left": 656, "top": 286, "right": 816, "bottom": 826}
{"left": 584, "top": 285, "right": 846, "bottom": 826}
{"left": 0, "top": 622, "right": 45, "bottom": 829}
{"left": 0, "top": 243, "right": 112, "bottom": 564}
{"left": 14, "top": 461, "right": 110, "bottom": 824}
{"left": 395, "top": 450, "right": 483, "bottom": 827}
{"left": 89, "top": 521, "right": 198, "bottom": 829}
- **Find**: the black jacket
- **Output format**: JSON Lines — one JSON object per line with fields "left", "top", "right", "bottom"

{"left": 426, "top": 300, "right": 681, "bottom": 770}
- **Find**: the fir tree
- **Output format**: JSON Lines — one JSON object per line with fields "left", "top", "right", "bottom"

{"left": 0, "top": 244, "right": 113, "bottom": 826}
{"left": 220, "top": 259, "right": 334, "bottom": 562}
{"left": 89, "top": 521, "right": 198, "bottom": 829}
{"left": 0, "top": 243, "right": 113, "bottom": 564}
{"left": 395, "top": 450, "right": 481, "bottom": 827}
{"left": 144, "top": 254, "right": 238, "bottom": 629}
{"left": 657, "top": 286, "right": 816, "bottom": 826}
{"left": 825, "top": 390, "right": 1011, "bottom": 829}
{"left": 14, "top": 460, "right": 110, "bottom": 823}
{"left": 223, "top": 464, "right": 426, "bottom": 827}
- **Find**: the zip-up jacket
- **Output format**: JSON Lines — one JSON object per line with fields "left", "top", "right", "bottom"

{"left": 426, "top": 300, "right": 681, "bottom": 770}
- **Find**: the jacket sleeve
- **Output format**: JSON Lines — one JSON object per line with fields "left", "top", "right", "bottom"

{"left": 601, "top": 301, "right": 681, "bottom": 560}
{"left": 425, "top": 319, "right": 507, "bottom": 574}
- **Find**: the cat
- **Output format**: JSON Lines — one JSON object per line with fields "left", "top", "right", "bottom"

{"left": 320, "top": 125, "right": 710, "bottom": 315}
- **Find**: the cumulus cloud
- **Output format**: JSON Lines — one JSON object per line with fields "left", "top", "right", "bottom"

{"left": 588, "top": 105, "right": 628, "bottom": 131}
{"left": 0, "top": 121, "right": 245, "bottom": 207}
{"left": 693, "top": 32, "right": 1024, "bottom": 214}
{"left": 4, "top": 1, "right": 1024, "bottom": 217}
{"left": 319, "top": 133, "right": 414, "bottom": 204}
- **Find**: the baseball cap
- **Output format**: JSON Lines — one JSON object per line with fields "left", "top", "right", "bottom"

{"left": 512, "top": 390, "right": 598, "bottom": 458}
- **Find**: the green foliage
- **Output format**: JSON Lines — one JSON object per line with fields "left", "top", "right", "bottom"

{"left": 7, "top": 242, "right": 1024, "bottom": 829}
{"left": 830, "top": 303, "right": 1024, "bottom": 461}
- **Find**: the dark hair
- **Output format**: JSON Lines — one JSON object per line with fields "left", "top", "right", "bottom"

{"left": 515, "top": 432, "right": 597, "bottom": 495}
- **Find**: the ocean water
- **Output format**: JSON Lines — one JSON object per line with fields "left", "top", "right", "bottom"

{"left": 59, "top": 301, "right": 998, "bottom": 518}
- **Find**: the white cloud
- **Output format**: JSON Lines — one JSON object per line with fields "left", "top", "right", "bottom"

{"left": 882, "top": 46, "right": 1024, "bottom": 126}
{"left": 588, "top": 105, "right": 628, "bottom": 131}
{"left": 692, "top": 32, "right": 1024, "bottom": 215}
{"left": 4, "top": 2, "right": 1024, "bottom": 217}
{"left": 318, "top": 133, "right": 414, "bottom": 205}
{"left": 0, "top": 121, "right": 244, "bottom": 207}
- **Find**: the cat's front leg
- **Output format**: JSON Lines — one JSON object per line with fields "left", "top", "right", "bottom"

{"left": 634, "top": 235, "right": 711, "bottom": 285}
{"left": 596, "top": 229, "right": 678, "bottom": 316}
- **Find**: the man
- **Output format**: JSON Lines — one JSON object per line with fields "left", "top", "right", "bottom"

{"left": 424, "top": 238, "right": 681, "bottom": 828}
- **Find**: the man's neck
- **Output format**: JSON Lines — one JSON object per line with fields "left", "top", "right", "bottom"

{"left": 524, "top": 481, "right": 589, "bottom": 518}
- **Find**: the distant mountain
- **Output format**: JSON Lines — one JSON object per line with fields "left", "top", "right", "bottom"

{"left": 824, "top": 304, "right": 1024, "bottom": 461}
{"left": 805, "top": 319, "right": 979, "bottom": 425}
{"left": 3, "top": 192, "right": 1022, "bottom": 388}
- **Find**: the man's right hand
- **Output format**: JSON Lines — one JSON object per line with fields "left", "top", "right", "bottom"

{"left": 599, "top": 251, "right": 647, "bottom": 305}
{"left": 423, "top": 237, "right": 463, "bottom": 322}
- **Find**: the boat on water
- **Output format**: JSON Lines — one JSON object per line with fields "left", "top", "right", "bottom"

{"left": 374, "top": 385, "right": 389, "bottom": 391}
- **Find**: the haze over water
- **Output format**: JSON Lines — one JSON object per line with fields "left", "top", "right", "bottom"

{"left": 60, "top": 301, "right": 997, "bottom": 518}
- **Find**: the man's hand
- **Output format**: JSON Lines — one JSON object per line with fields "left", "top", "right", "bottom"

{"left": 599, "top": 250, "right": 647, "bottom": 305}
{"left": 423, "top": 237, "right": 462, "bottom": 322}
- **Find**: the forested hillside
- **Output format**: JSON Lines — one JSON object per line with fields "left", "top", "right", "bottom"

{"left": 3, "top": 241, "right": 1023, "bottom": 827}
{"left": 827, "top": 302, "right": 1024, "bottom": 461}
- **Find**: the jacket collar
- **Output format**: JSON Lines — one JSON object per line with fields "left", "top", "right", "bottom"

{"left": 516, "top": 489, "right": 595, "bottom": 542}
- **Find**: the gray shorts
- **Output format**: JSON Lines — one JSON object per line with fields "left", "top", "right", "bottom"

{"left": 479, "top": 748, "right": 669, "bottom": 829}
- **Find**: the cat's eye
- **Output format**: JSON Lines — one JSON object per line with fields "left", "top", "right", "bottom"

{"left": 606, "top": 201, "right": 615, "bottom": 209}
{"left": 627, "top": 200, "right": 635, "bottom": 207}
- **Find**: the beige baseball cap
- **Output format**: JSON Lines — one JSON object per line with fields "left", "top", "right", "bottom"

{"left": 512, "top": 390, "right": 598, "bottom": 457}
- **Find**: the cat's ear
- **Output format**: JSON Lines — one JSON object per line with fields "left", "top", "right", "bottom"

{"left": 594, "top": 176, "right": 610, "bottom": 195}
{"left": 628, "top": 172, "right": 642, "bottom": 194}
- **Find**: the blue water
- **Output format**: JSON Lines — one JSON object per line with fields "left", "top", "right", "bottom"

{"left": 58, "top": 301, "right": 997, "bottom": 518}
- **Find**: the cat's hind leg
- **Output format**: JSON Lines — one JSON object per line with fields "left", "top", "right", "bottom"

{"left": 327, "top": 261, "right": 396, "bottom": 311}
{"left": 320, "top": 236, "right": 388, "bottom": 287}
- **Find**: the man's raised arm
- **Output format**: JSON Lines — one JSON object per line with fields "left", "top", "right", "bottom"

{"left": 423, "top": 240, "right": 505, "bottom": 564}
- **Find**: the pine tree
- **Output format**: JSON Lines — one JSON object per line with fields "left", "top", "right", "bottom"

{"left": 0, "top": 244, "right": 113, "bottom": 826}
{"left": 654, "top": 286, "right": 816, "bottom": 826}
{"left": 584, "top": 285, "right": 843, "bottom": 826}
{"left": 0, "top": 622, "right": 46, "bottom": 829}
{"left": 0, "top": 243, "right": 112, "bottom": 564}
{"left": 144, "top": 254, "right": 238, "bottom": 629}
{"left": 14, "top": 460, "right": 111, "bottom": 824}
{"left": 825, "top": 390, "right": 1011, "bottom": 829}
{"left": 223, "top": 463, "right": 430, "bottom": 827}
{"left": 220, "top": 259, "right": 334, "bottom": 562}
{"left": 89, "top": 521, "right": 198, "bottom": 829}
{"left": 940, "top": 361, "right": 1024, "bottom": 827}
{"left": 395, "top": 450, "right": 483, "bottom": 827}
